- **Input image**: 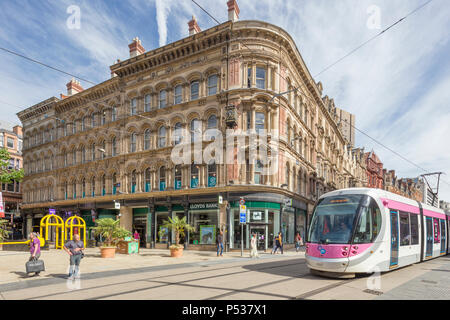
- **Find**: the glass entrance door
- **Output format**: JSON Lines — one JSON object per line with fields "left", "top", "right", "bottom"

{"left": 390, "top": 211, "right": 399, "bottom": 267}
{"left": 250, "top": 225, "right": 266, "bottom": 251}
{"left": 426, "top": 217, "right": 433, "bottom": 257}
{"left": 440, "top": 220, "right": 446, "bottom": 255}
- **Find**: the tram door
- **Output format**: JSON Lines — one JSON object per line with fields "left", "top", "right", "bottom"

{"left": 425, "top": 217, "right": 433, "bottom": 257}
{"left": 390, "top": 211, "right": 399, "bottom": 267}
{"left": 440, "top": 220, "right": 446, "bottom": 255}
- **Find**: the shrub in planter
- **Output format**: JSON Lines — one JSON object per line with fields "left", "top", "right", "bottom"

{"left": 161, "top": 216, "right": 194, "bottom": 258}
{"left": 90, "top": 218, "right": 131, "bottom": 258}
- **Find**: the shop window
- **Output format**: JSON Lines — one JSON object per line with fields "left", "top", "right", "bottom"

{"left": 174, "top": 85, "right": 182, "bottom": 105}
{"left": 159, "top": 167, "right": 166, "bottom": 191}
{"left": 399, "top": 212, "right": 410, "bottom": 246}
{"left": 189, "top": 210, "right": 219, "bottom": 245}
{"left": 144, "top": 94, "right": 151, "bottom": 112}
{"left": 190, "top": 81, "right": 199, "bottom": 100}
{"left": 159, "top": 90, "right": 167, "bottom": 108}
{"left": 207, "top": 75, "right": 218, "bottom": 95}
{"left": 174, "top": 165, "right": 182, "bottom": 190}
{"left": 190, "top": 164, "right": 199, "bottom": 189}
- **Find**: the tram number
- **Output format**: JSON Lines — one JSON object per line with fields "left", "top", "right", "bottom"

{"left": 226, "top": 305, "right": 266, "bottom": 315}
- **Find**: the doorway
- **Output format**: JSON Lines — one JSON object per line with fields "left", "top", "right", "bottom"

{"left": 249, "top": 225, "right": 267, "bottom": 251}
{"left": 390, "top": 211, "right": 399, "bottom": 267}
{"left": 425, "top": 217, "right": 433, "bottom": 257}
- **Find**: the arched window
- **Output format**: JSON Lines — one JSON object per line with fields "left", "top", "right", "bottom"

{"left": 255, "top": 112, "right": 265, "bottom": 134}
{"left": 65, "top": 182, "right": 68, "bottom": 200}
{"left": 101, "top": 140, "right": 106, "bottom": 159}
{"left": 82, "top": 178, "right": 86, "bottom": 198}
{"left": 144, "top": 94, "right": 151, "bottom": 112}
{"left": 112, "top": 173, "right": 117, "bottom": 195}
{"left": 173, "top": 122, "right": 182, "bottom": 145}
{"left": 112, "top": 137, "right": 117, "bottom": 156}
{"left": 144, "top": 129, "right": 151, "bottom": 150}
{"left": 130, "top": 133, "right": 137, "bottom": 153}
{"left": 145, "top": 168, "right": 151, "bottom": 192}
{"left": 207, "top": 161, "right": 217, "bottom": 187}
{"left": 190, "top": 119, "right": 201, "bottom": 143}
{"left": 81, "top": 146, "right": 86, "bottom": 163}
{"left": 130, "top": 98, "right": 137, "bottom": 115}
{"left": 159, "top": 90, "right": 167, "bottom": 108}
{"left": 174, "top": 165, "right": 182, "bottom": 190}
{"left": 159, "top": 167, "right": 166, "bottom": 191}
{"left": 72, "top": 121, "right": 76, "bottom": 134}
{"left": 91, "top": 113, "right": 96, "bottom": 128}
{"left": 174, "top": 85, "right": 182, "bottom": 104}
{"left": 111, "top": 107, "right": 117, "bottom": 121}
{"left": 190, "top": 81, "right": 199, "bottom": 100}
{"left": 73, "top": 181, "right": 77, "bottom": 199}
{"left": 64, "top": 123, "right": 68, "bottom": 137}
{"left": 207, "top": 74, "right": 218, "bottom": 95}
{"left": 101, "top": 175, "right": 106, "bottom": 196}
{"left": 130, "top": 170, "right": 137, "bottom": 193}
{"left": 255, "top": 160, "right": 263, "bottom": 184}
{"left": 72, "top": 149, "right": 76, "bottom": 165}
{"left": 81, "top": 116, "right": 86, "bottom": 131}
{"left": 190, "top": 164, "right": 199, "bottom": 189}
{"left": 91, "top": 143, "right": 96, "bottom": 161}
{"left": 207, "top": 115, "right": 217, "bottom": 129}
{"left": 91, "top": 177, "right": 95, "bottom": 197}
{"left": 158, "top": 126, "right": 166, "bottom": 148}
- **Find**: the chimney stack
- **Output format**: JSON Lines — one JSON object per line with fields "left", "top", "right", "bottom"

{"left": 13, "top": 125, "right": 23, "bottom": 137}
{"left": 188, "top": 15, "right": 201, "bottom": 35}
{"left": 129, "top": 37, "right": 145, "bottom": 58}
{"left": 227, "top": 0, "right": 240, "bottom": 22}
{"left": 66, "top": 78, "right": 83, "bottom": 96}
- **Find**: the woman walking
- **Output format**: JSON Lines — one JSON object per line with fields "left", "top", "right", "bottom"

{"left": 295, "top": 232, "right": 303, "bottom": 252}
{"left": 250, "top": 233, "right": 259, "bottom": 258}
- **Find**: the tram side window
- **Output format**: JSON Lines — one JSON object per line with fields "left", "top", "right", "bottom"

{"left": 353, "top": 199, "right": 382, "bottom": 244}
{"left": 399, "top": 212, "right": 410, "bottom": 246}
{"left": 410, "top": 214, "right": 419, "bottom": 245}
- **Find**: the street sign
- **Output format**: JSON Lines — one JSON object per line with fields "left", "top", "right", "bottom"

{"left": 114, "top": 201, "right": 120, "bottom": 210}
{"left": 218, "top": 195, "right": 223, "bottom": 204}
{"left": 239, "top": 205, "right": 246, "bottom": 223}
{"left": 239, "top": 197, "right": 245, "bottom": 206}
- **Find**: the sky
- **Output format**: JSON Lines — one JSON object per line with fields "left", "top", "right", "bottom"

{"left": 0, "top": 0, "right": 449, "bottom": 201}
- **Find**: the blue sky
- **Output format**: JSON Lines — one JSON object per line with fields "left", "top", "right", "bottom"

{"left": 0, "top": 0, "right": 449, "bottom": 201}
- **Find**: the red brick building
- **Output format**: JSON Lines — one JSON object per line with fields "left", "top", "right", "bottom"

{"left": 363, "top": 151, "right": 383, "bottom": 189}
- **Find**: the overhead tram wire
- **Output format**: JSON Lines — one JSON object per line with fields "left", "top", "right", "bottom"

{"left": 190, "top": 0, "right": 450, "bottom": 188}
{"left": 0, "top": 47, "right": 96, "bottom": 85}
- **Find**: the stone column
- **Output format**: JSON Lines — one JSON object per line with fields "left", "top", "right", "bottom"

{"left": 119, "top": 206, "right": 133, "bottom": 232}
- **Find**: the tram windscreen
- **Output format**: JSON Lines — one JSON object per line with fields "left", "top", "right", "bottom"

{"left": 308, "top": 195, "right": 363, "bottom": 244}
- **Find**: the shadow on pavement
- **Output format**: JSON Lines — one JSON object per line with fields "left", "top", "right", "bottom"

{"left": 10, "top": 271, "right": 32, "bottom": 279}
{"left": 241, "top": 257, "right": 308, "bottom": 277}
{"left": 45, "top": 273, "right": 68, "bottom": 279}
{"left": 139, "top": 253, "right": 171, "bottom": 258}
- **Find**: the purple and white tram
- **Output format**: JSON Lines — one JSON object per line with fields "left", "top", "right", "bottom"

{"left": 306, "top": 188, "right": 449, "bottom": 278}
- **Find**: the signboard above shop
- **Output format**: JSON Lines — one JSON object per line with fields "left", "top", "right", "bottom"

{"left": 189, "top": 203, "right": 219, "bottom": 210}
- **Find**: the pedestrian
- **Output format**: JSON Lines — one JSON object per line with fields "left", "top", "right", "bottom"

{"left": 64, "top": 233, "right": 85, "bottom": 280}
{"left": 250, "top": 233, "right": 259, "bottom": 258}
{"left": 28, "top": 232, "right": 41, "bottom": 276}
{"left": 133, "top": 230, "right": 140, "bottom": 242}
{"left": 216, "top": 230, "right": 224, "bottom": 257}
{"left": 272, "top": 232, "right": 283, "bottom": 254}
{"left": 295, "top": 232, "right": 303, "bottom": 252}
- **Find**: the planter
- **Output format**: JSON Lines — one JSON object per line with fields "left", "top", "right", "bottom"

{"left": 100, "top": 247, "right": 116, "bottom": 258}
{"left": 170, "top": 247, "right": 184, "bottom": 258}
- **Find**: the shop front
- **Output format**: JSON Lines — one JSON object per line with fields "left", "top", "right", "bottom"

{"left": 188, "top": 202, "right": 219, "bottom": 250}
{"left": 132, "top": 208, "right": 148, "bottom": 248}
{"left": 154, "top": 205, "right": 185, "bottom": 248}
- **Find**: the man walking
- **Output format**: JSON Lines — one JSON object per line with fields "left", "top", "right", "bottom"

{"left": 271, "top": 232, "right": 283, "bottom": 254}
{"left": 64, "top": 233, "right": 85, "bottom": 280}
{"left": 216, "top": 230, "right": 224, "bottom": 257}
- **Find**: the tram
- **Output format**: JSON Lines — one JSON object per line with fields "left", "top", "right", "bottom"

{"left": 305, "top": 188, "right": 449, "bottom": 278}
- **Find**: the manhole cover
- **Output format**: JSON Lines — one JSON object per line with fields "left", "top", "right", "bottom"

{"left": 363, "top": 289, "right": 383, "bottom": 295}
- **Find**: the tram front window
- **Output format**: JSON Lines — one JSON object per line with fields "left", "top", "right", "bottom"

{"left": 308, "top": 195, "right": 363, "bottom": 244}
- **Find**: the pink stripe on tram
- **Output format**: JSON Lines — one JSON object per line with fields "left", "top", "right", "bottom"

{"left": 380, "top": 198, "right": 420, "bottom": 214}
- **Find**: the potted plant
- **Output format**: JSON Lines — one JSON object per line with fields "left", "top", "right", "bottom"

{"left": 0, "top": 219, "right": 11, "bottom": 250}
{"left": 90, "top": 218, "right": 131, "bottom": 258}
{"left": 161, "top": 216, "right": 194, "bottom": 258}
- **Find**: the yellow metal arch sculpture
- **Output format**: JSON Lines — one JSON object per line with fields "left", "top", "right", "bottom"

{"left": 65, "top": 216, "right": 86, "bottom": 245}
{"left": 40, "top": 214, "right": 65, "bottom": 249}
{"left": 0, "top": 237, "right": 45, "bottom": 247}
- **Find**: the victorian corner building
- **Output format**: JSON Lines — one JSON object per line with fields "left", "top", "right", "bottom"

{"left": 17, "top": 1, "right": 367, "bottom": 251}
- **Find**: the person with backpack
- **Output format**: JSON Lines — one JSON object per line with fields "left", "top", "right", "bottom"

{"left": 64, "top": 233, "right": 85, "bottom": 280}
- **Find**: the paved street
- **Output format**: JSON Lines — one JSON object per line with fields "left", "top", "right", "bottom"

{"left": 0, "top": 248, "right": 449, "bottom": 300}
